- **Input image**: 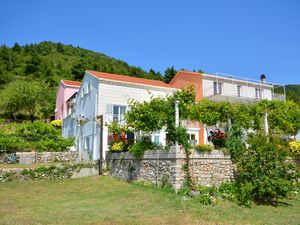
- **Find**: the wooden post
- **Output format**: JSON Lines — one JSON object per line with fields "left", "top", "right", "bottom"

{"left": 99, "top": 115, "right": 103, "bottom": 175}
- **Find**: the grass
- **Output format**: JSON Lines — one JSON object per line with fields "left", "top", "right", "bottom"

{"left": 0, "top": 176, "right": 299, "bottom": 225}
{"left": 0, "top": 163, "right": 53, "bottom": 169}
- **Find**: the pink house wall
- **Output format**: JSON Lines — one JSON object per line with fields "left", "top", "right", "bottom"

{"left": 55, "top": 80, "right": 80, "bottom": 120}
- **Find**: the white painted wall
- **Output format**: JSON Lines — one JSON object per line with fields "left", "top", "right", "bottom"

{"left": 63, "top": 73, "right": 100, "bottom": 161}
{"left": 202, "top": 76, "right": 273, "bottom": 100}
{"left": 98, "top": 80, "right": 176, "bottom": 158}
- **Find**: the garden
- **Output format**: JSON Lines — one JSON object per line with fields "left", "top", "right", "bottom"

{"left": 106, "top": 87, "right": 300, "bottom": 207}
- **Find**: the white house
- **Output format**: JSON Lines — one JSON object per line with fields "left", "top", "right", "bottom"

{"left": 62, "top": 70, "right": 178, "bottom": 160}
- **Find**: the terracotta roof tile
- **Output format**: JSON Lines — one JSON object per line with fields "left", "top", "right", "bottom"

{"left": 62, "top": 80, "right": 81, "bottom": 87}
{"left": 87, "top": 70, "right": 175, "bottom": 89}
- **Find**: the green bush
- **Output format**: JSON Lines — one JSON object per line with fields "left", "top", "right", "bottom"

{"left": 0, "top": 134, "right": 33, "bottom": 153}
{"left": 235, "top": 133, "right": 299, "bottom": 206}
{"left": 217, "top": 182, "right": 237, "bottom": 201}
{"left": 129, "top": 136, "right": 157, "bottom": 158}
{"left": 35, "top": 137, "right": 74, "bottom": 152}
{"left": 0, "top": 121, "right": 73, "bottom": 153}
{"left": 194, "top": 144, "right": 213, "bottom": 152}
{"left": 17, "top": 121, "right": 60, "bottom": 142}
{"left": 225, "top": 124, "right": 245, "bottom": 162}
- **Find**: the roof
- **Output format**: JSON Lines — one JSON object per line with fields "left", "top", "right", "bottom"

{"left": 169, "top": 70, "right": 203, "bottom": 85}
{"left": 87, "top": 70, "right": 175, "bottom": 89}
{"left": 62, "top": 80, "right": 81, "bottom": 87}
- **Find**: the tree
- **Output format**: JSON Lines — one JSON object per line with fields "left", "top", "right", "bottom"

{"left": 235, "top": 133, "right": 299, "bottom": 206}
{"left": 125, "top": 97, "right": 170, "bottom": 133}
{"left": 0, "top": 80, "right": 49, "bottom": 121}
{"left": 12, "top": 42, "right": 22, "bottom": 53}
{"left": 164, "top": 66, "right": 177, "bottom": 83}
{"left": 125, "top": 88, "right": 195, "bottom": 145}
{"left": 71, "top": 59, "right": 89, "bottom": 80}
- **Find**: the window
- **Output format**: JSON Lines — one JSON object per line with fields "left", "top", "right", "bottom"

{"left": 154, "top": 135, "right": 160, "bottom": 145}
{"left": 84, "top": 83, "right": 90, "bottom": 95}
{"left": 113, "top": 105, "right": 126, "bottom": 123}
{"left": 237, "top": 85, "right": 241, "bottom": 97}
{"left": 188, "top": 133, "right": 197, "bottom": 145}
{"left": 255, "top": 88, "right": 262, "bottom": 99}
{"left": 213, "top": 82, "right": 223, "bottom": 95}
{"left": 84, "top": 137, "right": 90, "bottom": 150}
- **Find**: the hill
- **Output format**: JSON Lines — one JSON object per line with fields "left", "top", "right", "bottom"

{"left": 0, "top": 41, "right": 164, "bottom": 90}
{"left": 286, "top": 84, "right": 300, "bottom": 105}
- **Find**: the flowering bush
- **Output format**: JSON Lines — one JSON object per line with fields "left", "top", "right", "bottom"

{"left": 50, "top": 120, "right": 62, "bottom": 127}
{"left": 208, "top": 129, "right": 227, "bottom": 148}
{"left": 289, "top": 141, "right": 300, "bottom": 155}
{"left": 110, "top": 141, "right": 123, "bottom": 152}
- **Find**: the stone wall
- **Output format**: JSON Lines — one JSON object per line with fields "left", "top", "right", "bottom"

{"left": 34, "top": 151, "right": 79, "bottom": 163}
{"left": 0, "top": 151, "right": 80, "bottom": 164}
{"left": 0, "top": 163, "right": 99, "bottom": 182}
{"left": 106, "top": 147, "right": 236, "bottom": 190}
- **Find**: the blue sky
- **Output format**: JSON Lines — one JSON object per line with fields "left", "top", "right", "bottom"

{"left": 1, "top": 0, "right": 299, "bottom": 84}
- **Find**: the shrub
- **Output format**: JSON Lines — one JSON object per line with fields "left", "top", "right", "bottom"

{"left": 289, "top": 141, "right": 300, "bottom": 155}
{"left": 50, "top": 120, "right": 62, "bottom": 128}
{"left": 194, "top": 144, "right": 213, "bottom": 152}
{"left": 225, "top": 124, "right": 245, "bottom": 162}
{"left": 0, "top": 134, "right": 33, "bottom": 154}
{"left": 35, "top": 137, "right": 74, "bottom": 152}
{"left": 129, "top": 136, "right": 157, "bottom": 158}
{"left": 110, "top": 141, "right": 123, "bottom": 152}
{"left": 176, "top": 126, "right": 190, "bottom": 149}
{"left": 17, "top": 121, "right": 60, "bottom": 142}
{"left": 208, "top": 129, "right": 227, "bottom": 149}
{"left": 235, "top": 133, "right": 299, "bottom": 206}
{"left": 217, "top": 182, "right": 237, "bottom": 201}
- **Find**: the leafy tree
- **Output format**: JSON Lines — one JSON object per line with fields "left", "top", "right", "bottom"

{"left": 126, "top": 97, "right": 170, "bottom": 133}
{"left": 12, "top": 42, "right": 22, "bottom": 53}
{"left": 0, "top": 80, "right": 50, "bottom": 121}
{"left": 126, "top": 88, "right": 195, "bottom": 146}
{"left": 71, "top": 59, "right": 89, "bottom": 80}
{"left": 164, "top": 66, "right": 177, "bottom": 83}
{"left": 235, "top": 133, "right": 299, "bottom": 206}
{"left": 190, "top": 99, "right": 221, "bottom": 126}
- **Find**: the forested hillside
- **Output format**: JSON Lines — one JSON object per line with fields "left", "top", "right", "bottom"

{"left": 0, "top": 41, "right": 165, "bottom": 89}
{"left": 286, "top": 85, "right": 300, "bottom": 105}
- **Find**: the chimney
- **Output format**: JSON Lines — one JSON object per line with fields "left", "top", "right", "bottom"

{"left": 260, "top": 74, "right": 266, "bottom": 83}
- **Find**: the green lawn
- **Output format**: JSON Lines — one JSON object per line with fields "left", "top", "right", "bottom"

{"left": 0, "top": 176, "right": 299, "bottom": 225}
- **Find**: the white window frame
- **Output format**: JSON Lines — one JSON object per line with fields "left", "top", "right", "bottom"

{"left": 112, "top": 105, "right": 127, "bottom": 124}
{"left": 213, "top": 82, "right": 223, "bottom": 95}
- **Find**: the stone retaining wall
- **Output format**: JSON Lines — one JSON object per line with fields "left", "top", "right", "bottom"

{"left": 106, "top": 147, "right": 236, "bottom": 190}
{"left": 0, "top": 151, "right": 80, "bottom": 164}
{"left": 0, "top": 163, "right": 98, "bottom": 182}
